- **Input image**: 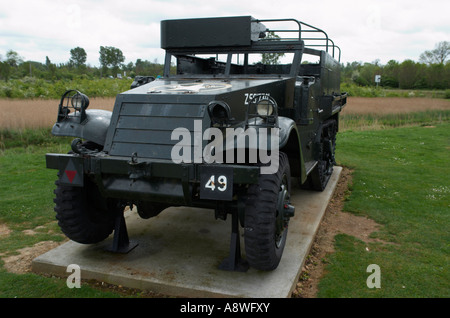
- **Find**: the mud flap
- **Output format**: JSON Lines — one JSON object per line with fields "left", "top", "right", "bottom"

{"left": 47, "top": 155, "right": 84, "bottom": 187}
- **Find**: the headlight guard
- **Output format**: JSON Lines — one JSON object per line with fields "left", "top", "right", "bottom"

{"left": 247, "top": 95, "right": 278, "bottom": 126}
{"left": 57, "top": 90, "right": 90, "bottom": 123}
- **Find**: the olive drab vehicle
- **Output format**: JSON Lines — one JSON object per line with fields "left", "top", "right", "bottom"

{"left": 46, "top": 16, "right": 346, "bottom": 271}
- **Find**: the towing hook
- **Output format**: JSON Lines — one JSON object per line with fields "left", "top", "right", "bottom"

{"left": 130, "top": 152, "right": 138, "bottom": 165}
{"left": 71, "top": 138, "right": 83, "bottom": 154}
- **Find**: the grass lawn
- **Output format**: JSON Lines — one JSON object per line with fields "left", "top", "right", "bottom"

{"left": 317, "top": 123, "right": 449, "bottom": 297}
{"left": 0, "top": 141, "right": 126, "bottom": 297}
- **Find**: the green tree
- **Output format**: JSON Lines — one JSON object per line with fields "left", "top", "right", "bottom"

{"left": 381, "top": 60, "right": 400, "bottom": 88}
{"left": 424, "top": 63, "right": 448, "bottom": 89}
{"left": 356, "top": 60, "right": 382, "bottom": 86}
{"left": 45, "top": 56, "right": 57, "bottom": 79}
{"left": 0, "top": 61, "right": 11, "bottom": 81}
{"left": 134, "top": 59, "right": 164, "bottom": 76}
{"left": 45, "top": 56, "right": 51, "bottom": 68}
{"left": 99, "top": 46, "right": 125, "bottom": 77}
{"left": 341, "top": 61, "right": 361, "bottom": 84}
{"left": 398, "top": 59, "right": 419, "bottom": 89}
{"left": 6, "top": 50, "right": 23, "bottom": 67}
{"left": 69, "top": 47, "right": 87, "bottom": 68}
{"left": 420, "top": 41, "right": 449, "bottom": 65}
{"left": 261, "top": 32, "right": 285, "bottom": 65}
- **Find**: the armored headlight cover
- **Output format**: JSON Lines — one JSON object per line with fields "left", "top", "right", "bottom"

{"left": 208, "top": 101, "right": 231, "bottom": 125}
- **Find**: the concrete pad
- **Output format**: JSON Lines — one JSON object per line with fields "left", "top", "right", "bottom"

{"left": 32, "top": 167, "right": 342, "bottom": 298}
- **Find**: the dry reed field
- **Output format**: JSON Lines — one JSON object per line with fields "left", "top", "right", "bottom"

{"left": 0, "top": 98, "right": 116, "bottom": 129}
{"left": 342, "top": 97, "right": 450, "bottom": 115}
{"left": 0, "top": 97, "right": 449, "bottom": 130}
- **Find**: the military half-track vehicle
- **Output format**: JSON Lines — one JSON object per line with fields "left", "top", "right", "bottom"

{"left": 46, "top": 16, "right": 346, "bottom": 271}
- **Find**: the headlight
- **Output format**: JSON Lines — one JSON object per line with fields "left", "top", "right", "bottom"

{"left": 247, "top": 95, "right": 278, "bottom": 126}
{"left": 71, "top": 92, "right": 89, "bottom": 111}
{"left": 256, "top": 100, "right": 274, "bottom": 117}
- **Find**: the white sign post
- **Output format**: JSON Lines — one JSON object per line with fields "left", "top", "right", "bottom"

{"left": 375, "top": 75, "right": 381, "bottom": 88}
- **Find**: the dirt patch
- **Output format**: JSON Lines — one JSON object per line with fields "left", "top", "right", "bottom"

{"left": 292, "top": 167, "right": 382, "bottom": 298}
{"left": 0, "top": 223, "right": 11, "bottom": 238}
{"left": 2, "top": 241, "right": 62, "bottom": 274}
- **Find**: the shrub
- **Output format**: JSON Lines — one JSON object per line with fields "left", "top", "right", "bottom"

{"left": 0, "top": 78, "right": 133, "bottom": 99}
{"left": 445, "top": 89, "right": 450, "bottom": 99}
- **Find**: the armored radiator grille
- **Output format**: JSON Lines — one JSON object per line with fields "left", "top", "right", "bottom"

{"left": 107, "top": 102, "right": 209, "bottom": 160}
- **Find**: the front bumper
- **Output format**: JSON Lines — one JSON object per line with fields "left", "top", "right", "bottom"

{"left": 46, "top": 153, "right": 260, "bottom": 206}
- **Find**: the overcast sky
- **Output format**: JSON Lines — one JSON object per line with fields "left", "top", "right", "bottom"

{"left": 0, "top": 0, "right": 448, "bottom": 67}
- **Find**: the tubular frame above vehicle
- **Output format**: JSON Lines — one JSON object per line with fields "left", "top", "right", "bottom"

{"left": 256, "top": 18, "right": 341, "bottom": 61}
{"left": 161, "top": 16, "right": 341, "bottom": 77}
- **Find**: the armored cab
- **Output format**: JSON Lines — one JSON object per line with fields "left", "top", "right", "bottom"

{"left": 46, "top": 16, "right": 346, "bottom": 271}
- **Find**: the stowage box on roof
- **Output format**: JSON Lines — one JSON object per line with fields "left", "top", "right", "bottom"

{"left": 161, "top": 16, "right": 256, "bottom": 49}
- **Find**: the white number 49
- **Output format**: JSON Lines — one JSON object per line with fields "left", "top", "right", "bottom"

{"left": 205, "top": 175, "right": 227, "bottom": 192}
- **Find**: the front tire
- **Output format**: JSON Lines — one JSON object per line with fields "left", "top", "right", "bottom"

{"left": 244, "top": 152, "right": 292, "bottom": 271}
{"left": 54, "top": 177, "right": 119, "bottom": 244}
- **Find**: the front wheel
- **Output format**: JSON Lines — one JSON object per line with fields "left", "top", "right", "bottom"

{"left": 53, "top": 177, "right": 120, "bottom": 244}
{"left": 244, "top": 152, "right": 292, "bottom": 271}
